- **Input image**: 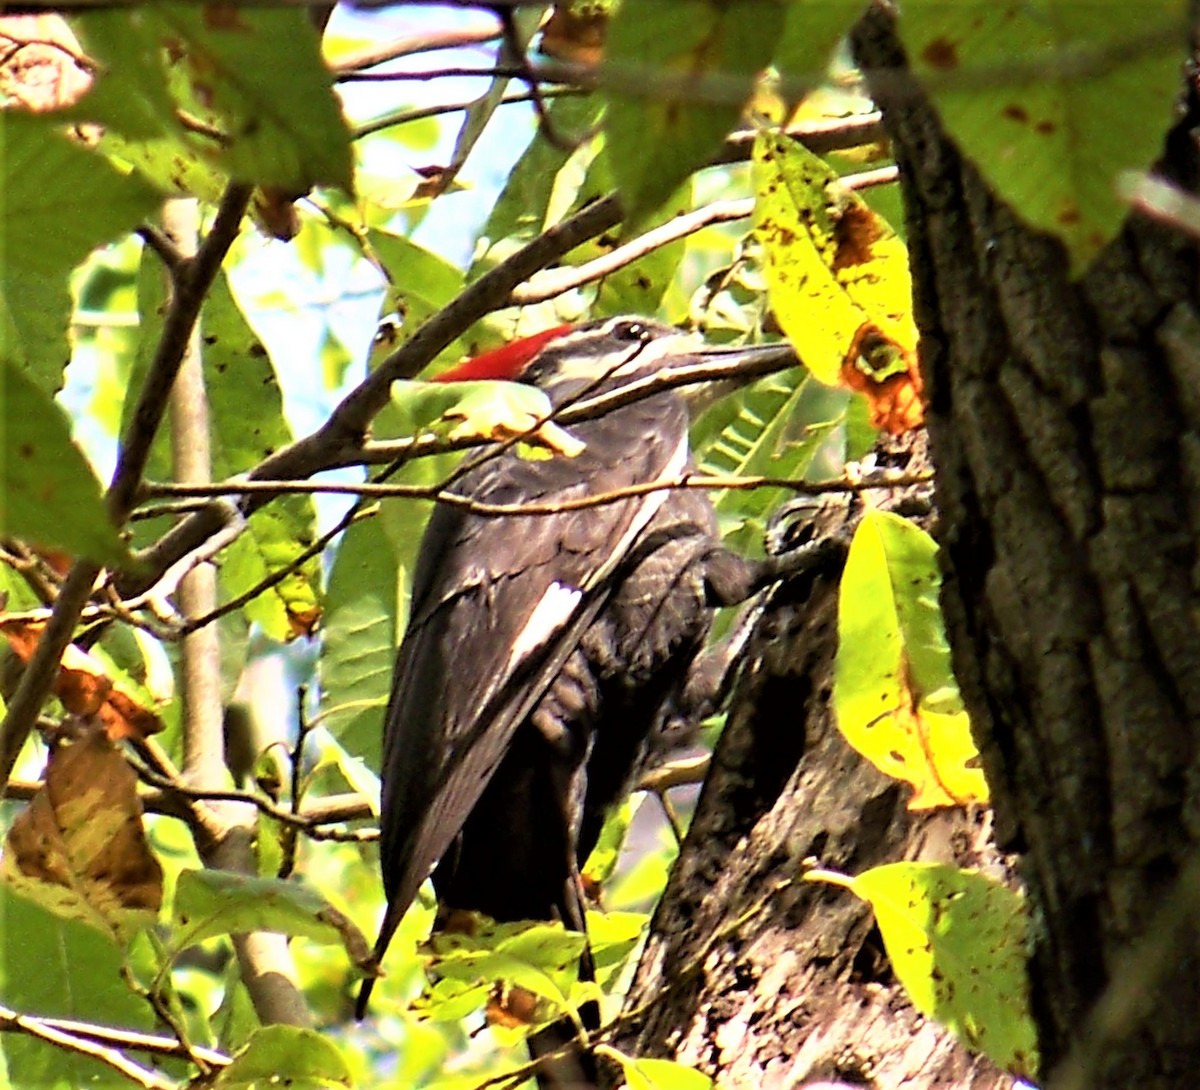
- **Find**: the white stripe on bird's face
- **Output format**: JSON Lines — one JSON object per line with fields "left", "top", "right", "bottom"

{"left": 538, "top": 319, "right": 701, "bottom": 386}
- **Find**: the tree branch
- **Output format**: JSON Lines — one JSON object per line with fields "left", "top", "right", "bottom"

{"left": 509, "top": 166, "right": 897, "bottom": 306}
{"left": 0, "top": 183, "right": 251, "bottom": 793}
{"left": 332, "top": 24, "right": 500, "bottom": 75}
{"left": 0, "top": 1005, "right": 182, "bottom": 1090}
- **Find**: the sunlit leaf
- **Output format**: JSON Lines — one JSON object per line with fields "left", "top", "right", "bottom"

{"left": 213, "top": 1025, "right": 352, "bottom": 1090}
{"left": 172, "top": 869, "right": 372, "bottom": 970}
{"left": 898, "top": 0, "right": 1183, "bottom": 271}
{"left": 0, "top": 357, "right": 131, "bottom": 566}
{"left": 0, "top": 113, "right": 158, "bottom": 392}
{"left": 833, "top": 511, "right": 988, "bottom": 809}
{"left": 753, "top": 129, "right": 922, "bottom": 434}
{"left": 808, "top": 863, "right": 1038, "bottom": 1078}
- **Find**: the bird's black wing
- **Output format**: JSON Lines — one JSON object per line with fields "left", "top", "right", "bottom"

{"left": 360, "top": 397, "right": 691, "bottom": 1008}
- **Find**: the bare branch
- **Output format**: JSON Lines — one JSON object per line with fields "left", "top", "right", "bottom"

{"left": 132, "top": 759, "right": 377, "bottom": 839}
{"left": 509, "top": 165, "right": 897, "bottom": 306}
{"left": 332, "top": 24, "right": 501, "bottom": 74}
{"left": 0, "top": 1006, "right": 229, "bottom": 1068}
{"left": 141, "top": 469, "right": 933, "bottom": 519}
{"left": 0, "top": 1005, "right": 181, "bottom": 1090}
{"left": 354, "top": 87, "right": 583, "bottom": 140}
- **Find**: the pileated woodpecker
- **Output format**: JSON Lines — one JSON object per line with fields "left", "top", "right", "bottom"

{"left": 358, "top": 317, "right": 799, "bottom": 1079}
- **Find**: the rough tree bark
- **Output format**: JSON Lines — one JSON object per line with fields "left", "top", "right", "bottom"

{"left": 615, "top": 434, "right": 1015, "bottom": 1089}
{"left": 618, "top": 6, "right": 1200, "bottom": 1089}
{"left": 854, "top": 6, "right": 1200, "bottom": 1088}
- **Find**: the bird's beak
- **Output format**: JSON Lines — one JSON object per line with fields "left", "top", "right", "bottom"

{"left": 660, "top": 338, "right": 801, "bottom": 416}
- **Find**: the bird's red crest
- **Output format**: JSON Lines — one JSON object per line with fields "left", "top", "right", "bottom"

{"left": 435, "top": 325, "right": 573, "bottom": 383}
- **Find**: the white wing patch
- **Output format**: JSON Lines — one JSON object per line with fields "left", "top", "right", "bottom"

{"left": 508, "top": 581, "right": 584, "bottom": 669}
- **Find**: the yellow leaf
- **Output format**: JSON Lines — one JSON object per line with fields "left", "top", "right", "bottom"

{"left": 833, "top": 512, "right": 988, "bottom": 810}
{"left": 753, "top": 128, "right": 923, "bottom": 434}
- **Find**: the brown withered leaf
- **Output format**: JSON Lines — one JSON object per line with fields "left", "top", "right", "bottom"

{"left": 540, "top": 2, "right": 608, "bottom": 67}
{"left": 0, "top": 14, "right": 93, "bottom": 112}
{"left": 0, "top": 723, "right": 163, "bottom": 945}
{"left": 486, "top": 982, "right": 542, "bottom": 1030}
{"left": 1, "top": 620, "right": 165, "bottom": 741}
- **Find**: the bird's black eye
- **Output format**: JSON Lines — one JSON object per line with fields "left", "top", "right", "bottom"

{"left": 612, "top": 320, "right": 652, "bottom": 344}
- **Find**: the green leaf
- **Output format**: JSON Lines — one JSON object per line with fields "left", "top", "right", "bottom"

{"left": 320, "top": 512, "right": 402, "bottom": 772}
{"left": 898, "top": 0, "right": 1183, "bottom": 271}
{"left": 0, "top": 886, "right": 154, "bottom": 1089}
{"left": 809, "top": 862, "right": 1038, "bottom": 1078}
{"left": 603, "top": 1050, "right": 715, "bottom": 1090}
{"left": 214, "top": 959, "right": 261, "bottom": 1054}
{"left": 602, "top": 0, "right": 785, "bottom": 223}
{"left": 171, "top": 869, "right": 371, "bottom": 969}
{"left": 773, "top": 2, "right": 865, "bottom": 91}
{"left": 692, "top": 367, "right": 839, "bottom": 556}
{"left": 0, "top": 358, "right": 130, "bottom": 566}
{"left": 219, "top": 504, "right": 321, "bottom": 642}
{"left": 213, "top": 1025, "right": 352, "bottom": 1090}
{"left": 833, "top": 511, "right": 987, "bottom": 809}
{"left": 0, "top": 113, "right": 159, "bottom": 392}
{"left": 201, "top": 272, "right": 306, "bottom": 478}
{"left": 370, "top": 230, "right": 467, "bottom": 368}
{"left": 73, "top": 5, "right": 353, "bottom": 193}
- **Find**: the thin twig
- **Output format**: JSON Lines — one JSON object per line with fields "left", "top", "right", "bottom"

{"left": 354, "top": 88, "right": 582, "bottom": 140}
{"left": 338, "top": 63, "right": 529, "bottom": 82}
{"left": 132, "top": 759, "right": 375, "bottom": 837}
{"left": 0, "top": 1006, "right": 229, "bottom": 1067}
{"left": 332, "top": 25, "right": 501, "bottom": 74}
{"left": 141, "top": 468, "right": 933, "bottom": 517}
{"left": 0, "top": 1005, "right": 181, "bottom": 1090}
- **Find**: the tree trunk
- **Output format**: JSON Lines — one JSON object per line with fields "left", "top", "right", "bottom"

{"left": 620, "top": 6, "right": 1200, "bottom": 1089}
{"left": 852, "top": 6, "right": 1200, "bottom": 1088}
{"left": 615, "top": 433, "right": 1015, "bottom": 1089}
